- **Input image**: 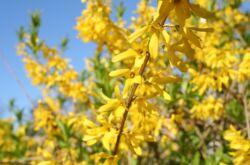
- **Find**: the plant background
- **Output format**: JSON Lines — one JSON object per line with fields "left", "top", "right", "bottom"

{"left": 0, "top": 1, "right": 250, "bottom": 164}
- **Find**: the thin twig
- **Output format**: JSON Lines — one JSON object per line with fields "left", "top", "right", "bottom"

{"left": 243, "top": 94, "right": 250, "bottom": 139}
{"left": 162, "top": 24, "right": 176, "bottom": 28}
{"left": 0, "top": 156, "right": 43, "bottom": 164}
{"left": 112, "top": 51, "right": 150, "bottom": 155}
{"left": 222, "top": 84, "right": 243, "bottom": 105}
{"left": 0, "top": 50, "right": 34, "bottom": 107}
{"left": 162, "top": 24, "right": 180, "bottom": 29}
{"left": 223, "top": 83, "right": 250, "bottom": 139}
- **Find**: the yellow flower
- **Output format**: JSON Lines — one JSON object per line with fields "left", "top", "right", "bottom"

{"left": 83, "top": 122, "right": 117, "bottom": 151}
{"left": 112, "top": 48, "right": 140, "bottom": 63}
{"left": 224, "top": 125, "right": 250, "bottom": 165}
{"left": 33, "top": 101, "right": 55, "bottom": 131}
{"left": 128, "top": 23, "right": 170, "bottom": 60}
{"left": 59, "top": 82, "right": 87, "bottom": 102}
{"left": 76, "top": 0, "right": 128, "bottom": 54}
{"left": 190, "top": 96, "right": 224, "bottom": 120}
{"left": 23, "top": 57, "right": 47, "bottom": 85}
{"left": 98, "top": 84, "right": 126, "bottom": 120}
{"left": 47, "top": 56, "right": 68, "bottom": 70}
{"left": 167, "top": 44, "right": 188, "bottom": 72}
{"left": 155, "top": 0, "right": 213, "bottom": 26}
{"left": 238, "top": 51, "right": 250, "bottom": 82}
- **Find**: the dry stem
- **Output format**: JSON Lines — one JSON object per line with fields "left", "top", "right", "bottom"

{"left": 0, "top": 50, "right": 34, "bottom": 107}
{"left": 112, "top": 51, "right": 150, "bottom": 155}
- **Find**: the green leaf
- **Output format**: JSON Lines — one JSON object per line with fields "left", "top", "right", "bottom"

{"left": 225, "top": 99, "right": 245, "bottom": 123}
{"left": 56, "top": 119, "right": 68, "bottom": 141}
{"left": 30, "top": 11, "right": 41, "bottom": 30}
{"left": 115, "top": 1, "right": 126, "bottom": 19}
{"left": 60, "top": 36, "right": 69, "bottom": 51}
{"left": 192, "top": 152, "right": 200, "bottom": 165}
{"left": 17, "top": 26, "right": 25, "bottom": 42}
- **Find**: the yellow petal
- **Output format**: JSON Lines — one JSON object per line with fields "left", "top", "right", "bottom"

{"left": 114, "top": 83, "right": 121, "bottom": 98}
{"left": 154, "top": 0, "right": 174, "bottom": 23}
{"left": 112, "top": 49, "right": 138, "bottom": 63}
{"left": 172, "top": 40, "right": 194, "bottom": 59}
{"left": 114, "top": 106, "right": 125, "bottom": 118}
{"left": 185, "top": 29, "right": 202, "bottom": 48}
{"left": 128, "top": 26, "right": 148, "bottom": 43}
{"left": 99, "top": 89, "right": 111, "bottom": 102}
{"left": 125, "top": 135, "right": 142, "bottom": 155}
{"left": 102, "top": 132, "right": 113, "bottom": 151}
{"left": 134, "top": 56, "right": 145, "bottom": 68}
{"left": 161, "top": 29, "right": 170, "bottom": 44}
{"left": 109, "top": 69, "right": 130, "bottom": 77}
{"left": 123, "top": 79, "right": 132, "bottom": 97}
{"left": 86, "top": 139, "right": 98, "bottom": 146}
{"left": 134, "top": 146, "right": 142, "bottom": 155}
{"left": 175, "top": 3, "right": 191, "bottom": 26}
{"left": 38, "top": 161, "right": 55, "bottom": 165}
{"left": 189, "top": 4, "right": 214, "bottom": 18}
{"left": 149, "top": 32, "right": 159, "bottom": 59}
{"left": 99, "top": 100, "right": 120, "bottom": 112}
{"left": 163, "top": 91, "right": 171, "bottom": 101}
{"left": 168, "top": 50, "right": 188, "bottom": 72}
{"left": 83, "top": 118, "right": 96, "bottom": 128}
{"left": 104, "top": 156, "right": 119, "bottom": 165}
{"left": 132, "top": 75, "right": 143, "bottom": 84}
{"left": 183, "top": 39, "right": 195, "bottom": 59}
{"left": 83, "top": 135, "right": 97, "bottom": 142}
{"left": 153, "top": 0, "right": 164, "bottom": 21}
{"left": 152, "top": 75, "right": 181, "bottom": 84}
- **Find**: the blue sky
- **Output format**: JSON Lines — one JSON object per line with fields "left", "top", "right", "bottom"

{"left": 0, "top": 1, "right": 249, "bottom": 117}
{"left": 0, "top": 0, "right": 141, "bottom": 116}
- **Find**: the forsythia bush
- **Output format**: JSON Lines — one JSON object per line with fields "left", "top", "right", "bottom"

{"left": 1, "top": 0, "right": 250, "bottom": 164}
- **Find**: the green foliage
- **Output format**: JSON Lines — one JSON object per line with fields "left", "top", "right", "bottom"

{"left": 114, "top": 1, "right": 126, "bottom": 20}
{"left": 226, "top": 99, "right": 245, "bottom": 124}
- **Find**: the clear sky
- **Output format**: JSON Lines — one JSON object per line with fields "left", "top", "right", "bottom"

{"left": 0, "top": 1, "right": 249, "bottom": 117}
{"left": 0, "top": 0, "right": 141, "bottom": 116}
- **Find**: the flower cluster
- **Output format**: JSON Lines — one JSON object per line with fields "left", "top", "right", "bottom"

{"left": 76, "top": 0, "right": 215, "bottom": 163}
{"left": 224, "top": 126, "right": 250, "bottom": 165}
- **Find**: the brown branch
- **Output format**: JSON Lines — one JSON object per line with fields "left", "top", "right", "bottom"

{"left": 112, "top": 51, "right": 150, "bottom": 155}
